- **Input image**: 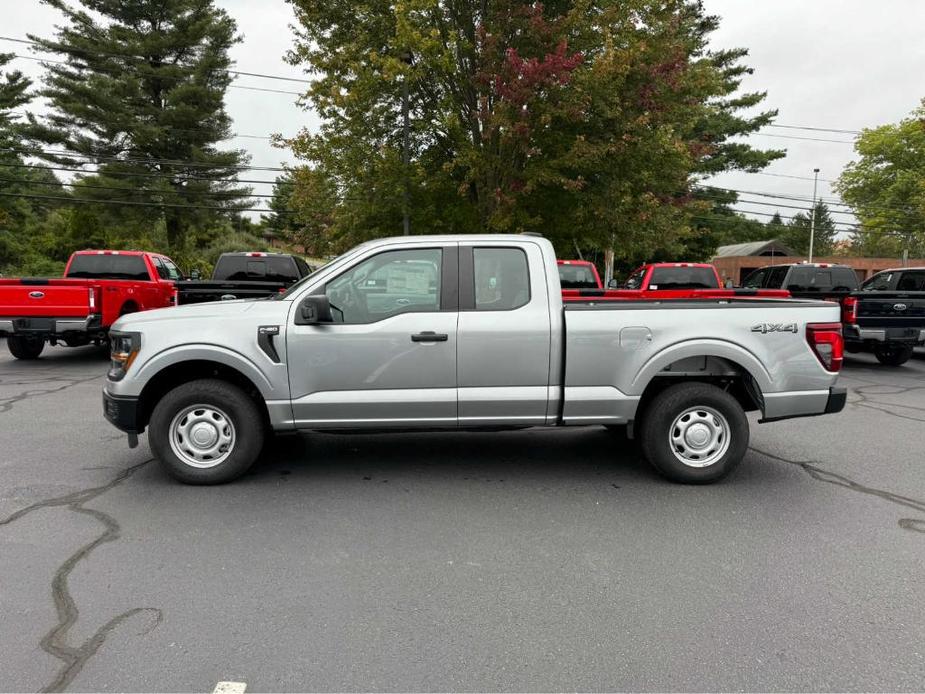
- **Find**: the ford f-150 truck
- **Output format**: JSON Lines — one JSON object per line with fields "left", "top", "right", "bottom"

{"left": 103, "top": 234, "right": 846, "bottom": 485}
{"left": 0, "top": 250, "right": 179, "bottom": 359}
{"left": 842, "top": 267, "right": 925, "bottom": 365}
{"left": 559, "top": 261, "right": 789, "bottom": 301}
{"left": 177, "top": 252, "right": 313, "bottom": 305}
{"left": 742, "top": 262, "right": 923, "bottom": 366}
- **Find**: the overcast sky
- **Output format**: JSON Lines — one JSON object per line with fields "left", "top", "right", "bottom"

{"left": 5, "top": 0, "right": 925, "bottom": 228}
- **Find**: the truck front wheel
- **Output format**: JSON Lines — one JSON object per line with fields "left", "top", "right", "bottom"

{"left": 874, "top": 345, "right": 912, "bottom": 367}
{"left": 639, "top": 382, "right": 749, "bottom": 484}
{"left": 148, "top": 379, "right": 265, "bottom": 484}
{"left": 7, "top": 335, "right": 45, "bottom": 360}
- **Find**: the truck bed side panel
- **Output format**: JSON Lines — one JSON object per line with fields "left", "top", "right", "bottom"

{"left": 562, "top": 301, "right": 841, "bottom": 424}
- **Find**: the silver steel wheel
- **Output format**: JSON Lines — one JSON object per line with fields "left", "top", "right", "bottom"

{"left": 168, "top": 404, "right": 236, "bottom": 469}
{"left": 668, "top": 406, "right": 731, "bottom": 468}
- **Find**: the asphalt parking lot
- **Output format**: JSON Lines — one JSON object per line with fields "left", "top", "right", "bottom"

{"left": 1, "top": 340, "right": 923, "bottom": 692}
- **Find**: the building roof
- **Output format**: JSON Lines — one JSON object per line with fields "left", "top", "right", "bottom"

{"left": 714, "top": 239, "right": 795, "bottom": 258}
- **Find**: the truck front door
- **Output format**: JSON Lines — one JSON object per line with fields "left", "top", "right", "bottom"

{"left": 287, "top": 244, "right": 459, "bottom": 428}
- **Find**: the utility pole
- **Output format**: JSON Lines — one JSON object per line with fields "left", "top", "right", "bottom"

{"left": 400, "top": 51, "right": 413, "bottom": 236}
{"left": 808, "top": 168, "right": 819, "bottom": 262}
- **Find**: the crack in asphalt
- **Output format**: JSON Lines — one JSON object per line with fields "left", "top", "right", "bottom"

{"left": 750, "top": 446, "right": 925, "bottom": 536}
{"left": 0, "top": 460, "right": 161, "bottom": 692}
{"left": 0, "top": 375, "right": 101, "bottom": 414}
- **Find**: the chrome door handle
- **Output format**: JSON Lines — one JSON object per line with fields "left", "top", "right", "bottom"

{"left": 411, "top": 331, "right": 448, "bottom": 342}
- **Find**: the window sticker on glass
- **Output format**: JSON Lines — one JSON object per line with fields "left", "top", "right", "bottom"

{"left": 386, "top": 265, "right": 432, "bottom": 294}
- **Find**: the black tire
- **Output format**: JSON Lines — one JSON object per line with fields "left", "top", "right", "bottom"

{"left": 874, "top": 345, "right": 912, "bottom": 367}
{"left": 638, "top": 382, "right": 749, "bottom": 484}
{"left": 148, "top": 379, "right": 265, "bottom": 484}
{"left": 7, "top": 335, "right": 45, "bottom": 360}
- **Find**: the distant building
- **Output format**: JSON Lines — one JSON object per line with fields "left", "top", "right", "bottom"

{"left": 711, "top": 239, "right": 925, "bottom": 285}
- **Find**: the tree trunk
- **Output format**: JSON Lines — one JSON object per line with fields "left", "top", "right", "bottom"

{"left": 165, "top": 212, "right": 184, "bottom": 252}
{"left": 603, "top": 247, "right": 615, "bottom": 286}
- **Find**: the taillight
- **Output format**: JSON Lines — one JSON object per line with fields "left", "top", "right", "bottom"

{"left": 807, "top": 322, "right": 843, "bottom": 372}
{"left": 88, "top": 287, "right": 96, "bottom": 311}
{"left": 841, "top": 296, "right": 857, "bottom": 324}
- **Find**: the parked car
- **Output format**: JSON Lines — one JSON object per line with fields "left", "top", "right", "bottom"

{"left": 559, "top": 260, "right": 789, "bottom": 300}
{"left": 0, "top": 250, "right": 179, "bottom": 359}
{"left": 103, "top": 234, "right": 846, "bottom": 485}
{"left": 843, "top": 267, "right": 925, "bottom": 365}
{"left": 742, "top": 262, "right": 923, "bottom": 366}
{"left": 177, "top": 252, "right": 314, "bottom": 305}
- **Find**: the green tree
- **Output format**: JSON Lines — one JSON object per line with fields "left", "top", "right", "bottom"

{"left": 836, "top": 100, "right": 925, "bottom": 258}
{"left": 24, "top": 0, "right": 250, "bottom": 252}
{"left": 284, "top": 0, "right": 782, "bottom": 270}
{"left": 780, "top": 202, "right": 837, "bottom": 257}
{"left": 0, "top": 52, "right": 69, "bottom": 271}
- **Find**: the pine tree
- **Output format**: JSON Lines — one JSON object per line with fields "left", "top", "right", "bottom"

{"left": 782, "top": 202, "right": 837, "bottom": 256}
{"left": 24, "top": 0, "right": 250, "bottom": 252}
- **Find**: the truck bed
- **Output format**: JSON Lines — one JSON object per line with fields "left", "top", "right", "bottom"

{"left": 560, "top": 297, "right": 841, "bottom": 424}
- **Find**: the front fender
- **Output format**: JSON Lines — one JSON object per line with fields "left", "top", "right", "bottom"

{"left": 122, "top": 343, "right": 281, "bottom": 399}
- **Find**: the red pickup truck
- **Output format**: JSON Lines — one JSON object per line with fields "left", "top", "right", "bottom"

{"left": 558, "top": 261, "right": 789, "bottom": 301}
{"left": 0, "top": 250, "right": 179, "bottom": 359}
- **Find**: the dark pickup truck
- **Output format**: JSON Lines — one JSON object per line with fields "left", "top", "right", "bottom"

{"left": 177, "top": 252, "right": 313, "bottom": 305}
{"left": 843, "top": 267, "right": 925, "bottom": 365}
{"left": 742, "top": 262, "right": 925, "bottom": 366}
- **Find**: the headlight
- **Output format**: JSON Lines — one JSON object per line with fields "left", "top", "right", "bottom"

{"left": 108, "top": 331, "right": 141, "bottom": 381}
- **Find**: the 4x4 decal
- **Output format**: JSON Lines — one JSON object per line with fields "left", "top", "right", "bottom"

{"left": 751, "top": 323, "right": 798, "bottom": 334}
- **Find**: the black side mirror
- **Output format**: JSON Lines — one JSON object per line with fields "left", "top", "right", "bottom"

{"left": 724, "top": 279, "right": 734, "bottom": 289}
{"left": 189, "top": 269, "right": 201, "bottom": 280}
{"left": 296, "top": 294, "right": 333, "bottom": 325}
{"left": 607, "top": 278, "right": 620, "bottom": 289}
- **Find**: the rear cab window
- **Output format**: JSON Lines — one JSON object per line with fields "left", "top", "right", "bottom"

{"left": 558, "top": 263, "right": 599, "bottom": 289}
{"left": 473, "top": 248, "right": 530, "bottom": 310}
{"left": 862, "top": 272, "right": 893, "bottom": 291}
{"left": 214, "top": 255, "right": 300, "bottom": 283}
{"left": 786, "top": 266, "right": 858, "bottom": 293}
{"left": 66, "top": 254, "right": 150, "bottom": 280}
{"left": 648, "top": 266, "right": 718, "bottom": 289}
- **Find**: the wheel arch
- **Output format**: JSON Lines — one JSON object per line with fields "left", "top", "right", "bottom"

{"left": 635, "top": 350, "right": 767, "bottom": 420}
{"left": 136, "top": 359, "right": 271, "bottom": 433}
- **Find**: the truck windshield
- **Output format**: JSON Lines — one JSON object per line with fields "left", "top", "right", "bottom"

{"left": 66, "top": 254, "right": 149, "bottom": 280}
{"left": 649, "top": 266, "right": 718, "bottom": 289}
{"left": 214, "top": 256, "right": 299, "bottom": 283}
{"left": 558, "top": 264, "right": 599, "bottom": 289}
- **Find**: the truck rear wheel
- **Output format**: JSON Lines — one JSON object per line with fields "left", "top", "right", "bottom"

{"left": 639, "top": 382, "right": 748, "bottom": 484}
{"left": 874, "top": 345, "right": 912, "bottom": 367}
{"left": 7, "top": 335, "right": 45, "bottom": 360}
{"left": 148, "top": 379, "right": 265, "bottom": 484}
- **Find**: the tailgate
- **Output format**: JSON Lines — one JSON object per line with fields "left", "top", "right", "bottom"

{"left": 855, "top": 292, "right": 925, "bottom": 331}
{"left": 176, "top": 280, "right": 285, "bottom": 304}
{"left": 0, "top": 282, "right": 96, "bottom": 317}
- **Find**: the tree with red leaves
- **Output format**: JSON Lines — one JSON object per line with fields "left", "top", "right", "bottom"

{"left": 284, "top": 0, "right": 782, "bottom": 264}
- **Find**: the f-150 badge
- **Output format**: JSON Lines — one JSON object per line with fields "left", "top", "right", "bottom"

{"left": 751, "top": 323, "right": 798, "bottom": 334}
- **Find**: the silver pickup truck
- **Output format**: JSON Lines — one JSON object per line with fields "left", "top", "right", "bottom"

{"left": 103, "top": 234, "right": 846, "bottom": 485}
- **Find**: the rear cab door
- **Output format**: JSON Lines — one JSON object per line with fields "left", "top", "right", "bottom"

{"left": 456, "top": 239, "right": 553, "bottom": 425}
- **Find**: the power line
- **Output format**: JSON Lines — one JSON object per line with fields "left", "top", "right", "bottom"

{"left": 0, "top": 176, "right": 287, "bottom": 201}
{"left": 0, "top": 36, "right": 310, "bottom": 85}
{"left": 0, "top": 190, "right": 284, "bottom": 213}
{"left": 1, "top": 145, "right": 288, "bottom": 173}
{"left": 767, "top": 124, "right": 861, "bottom": 135}
{"left": 6, "top": 53, "right": 302, "bottom": 95}
{"left": 752, "top": 132, "right": 854, "bottom": 145}
{"left": 0, "top": 160, "right": 280, "bottom": 185}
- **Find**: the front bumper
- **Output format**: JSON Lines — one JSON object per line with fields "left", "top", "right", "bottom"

{"left": 759, "top": 386, "right": 847, "bottom": 423}
{"left": 844, "top": 325, "right": 925, "bottom": 345}
{"left": 103, "top": 389, "right": 141, "bottom": 434}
